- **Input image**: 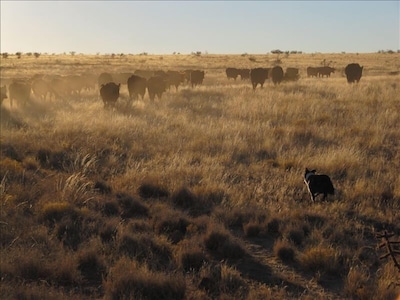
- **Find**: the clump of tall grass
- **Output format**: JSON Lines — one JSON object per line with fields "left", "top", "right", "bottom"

{"left": 104, "top": 257, "right": 186, "bottom": 300}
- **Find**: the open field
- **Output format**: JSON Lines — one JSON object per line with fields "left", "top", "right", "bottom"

{"left": 1, "top": 53, "right": 400, "bottom": 299}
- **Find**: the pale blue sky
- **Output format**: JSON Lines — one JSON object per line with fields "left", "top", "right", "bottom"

{"left": 1, "top": 1, "right": 399, "bottom": 54}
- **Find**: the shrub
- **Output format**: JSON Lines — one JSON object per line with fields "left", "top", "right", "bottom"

{"left": 243, "top": 222, "right": 261, "bottom": 237}
{"left": 104, "top": 258, "right": 186, "bottom": 300}
{"left": 273, "top": 239, "right": 296, "bottom": 263}
{"left": 116, "top": 193, "right": 149, "bottom": 218}
{"left": 117, "top": 233, "right": 173, "bottom": 270}
{"left": 41, "top": 202, "right": 79, "bottom": 225}
{"left": 204, "top": 226, "right": 246, "bottom": 260}
{"left": 94, "top": 180, "right": 112, "bottom": 194}
{"left": 299, "top": 245, "right": 339, "bottom": 275}
{"left": 138, "top": 182, "right": 169, "bottom": 199}
{"left": 287, "top": 228, "right": 305, "bottom": 246}
{"left": 101, "top": 200, "right": 119, "bottom": 217}
{"left": 171, "top": 186, "right": 198, "bottom": 210}
{"left": 77, "top": 249, "right": 106, "bottom": 283}
{"left": 175, "top": 241, "right": 208, "bottom": 272}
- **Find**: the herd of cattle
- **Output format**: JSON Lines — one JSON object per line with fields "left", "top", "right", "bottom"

{"left": 0, "top": 63, "right": 363, "bottom": 109}
{"left": 227, "top": 63, "right": 363, "bottom": 90}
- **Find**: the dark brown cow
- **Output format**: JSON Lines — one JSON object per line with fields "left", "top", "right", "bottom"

{"left": 284, "top": 68, "right": 300, "bottom": 81}
{"left": 127, "top": 75, "right": 147, "bottom": 101}
{"left": 226, "top": 68, "right": 240, "bottom": 80}
{"left": 190, "top": 70, "right": 205, "bottom": 87}
{"left": 307, "top": 67, "right": 318, "bottom": 78}
{"left": 166, "top": 70, "right": 185, "bottom": 91}
{"left": 239, "top": 68, "right": 250, "bottom": 80}
{"left": 32, "top": 78, "right": 52, "bottom": 100}
{"left": 100, "top": 82, "right": 120, "bottom": 109}
{"left": 270, "top": 66, "right": 284, "bottom": 85}
{"left": 1, "top": 85, "right": 7, "bottom": 105}
{"left": 9, "top": 81, "right": 31, "bottom": 107}
{"left": 345, "top": 63, "right": 363, "bottom": 83}
{"left": 147, "top": 76, "right": 166, "bottom": 101}
{"left": 250, "top": 68, "right": 269, "bottom": 90}
{"left": 317, "top": 66, "right": 335, "bottom": 77}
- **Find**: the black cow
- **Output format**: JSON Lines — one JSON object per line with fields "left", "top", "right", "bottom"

{"left": 190, "top": 70, "right": 205, "bottom": 87}
{"left": 100, "top": 82, "right": 120, "bottom": 109}
{"left": 226, "top": 68, "right": 240, "bottom": 80}
{"left": 127, "top": 75, "right": 147, "bottom": 102}
{"left": 271, "top": 66, "right": 284, "bottom": 85}
{"left": 345, "top": 63, "right": 363, "bottom": 83}
{"left": 9, "top": 81, "right": 31, "bottom": 107}
{"left": 239, "top": 68, "right": 250, "bottom": 80}
{"left": 250, "top": 68, "right": 269, "bottom": 90}
{"left": 166, "top": 70, "right": 185, "bottom": 91}
{"left": 317, "top": 66, "right": 335, "bottom": 78}
{"left": 284, "top": 68, "right": 300, "bottom": 81}
{"left": 147, "top": 76, "right": 166, "bottom": 101}
{"left": 307, "top": 67, "right": 318, "bottom": 78}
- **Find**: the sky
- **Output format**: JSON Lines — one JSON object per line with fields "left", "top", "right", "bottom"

{"left": 1, "top": 1, "right": 399, "bottom": 55}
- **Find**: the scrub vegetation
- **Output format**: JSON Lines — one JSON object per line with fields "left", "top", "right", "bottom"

{"left": 1, "top": 52, "right": 399, "bottom": 299}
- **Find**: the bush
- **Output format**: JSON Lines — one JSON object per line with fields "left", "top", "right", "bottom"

{"left": 273, "top": 239, "right": 296, "bottom": 263}
{"left": 104, "top": 258, "right": 186, "bottom": 300}
{"left": 299, "top": 245, "right": 339, "bottom": 275}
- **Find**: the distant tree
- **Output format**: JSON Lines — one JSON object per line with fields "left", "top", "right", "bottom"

{"left": 271, "top": 49, "right": 283, "bottom": 54}
{"left": 2, "top": 53, "right": 8, "bottom": 59}
{"left": 248, "top": 57, "right": 256, "bottom": 62}
{"left": 111, "top": 53, "right": 116, "bottom": 59}
{"left": 26, "top": 52, "right": 32, "bottom": 56}
{"left": 70, "top": 51, "right": 76, "bottom": 56}
{"left": 34, "top": 52, "right": 41, "bottom": 58}
{"left": 16, "top": 52, "right": 22, "bottom": 59}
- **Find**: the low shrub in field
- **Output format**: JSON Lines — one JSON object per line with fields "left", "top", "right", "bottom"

{"left": 344, "top": 266, "right": 373, "bottom": 300}
{"left": 40, "top": 202, "right": 80, "bottom": 225}
{"left": 77, "top": 249, "right": 106, "bottom": 283}
{"left": 273, "top": 239, "right": 296, "bottom": 263}
{"left": 243, "top": 221, "right": 262, "bottom": 237}
{"left": 152, "top": 205, "right": 191, "bottom": 243}
{"left": 299, "top": 245, "right": 339, "bottom": 275}
{"left": 204, "top": 225, "right": 246, "bottom": 260}
{"left": 104, "top": 258, "right": 186, "bottom": 300}
{"left": 175, "top": 240, "right": 208, "bottom": 272}
{"left": 287, "top": 227, "right": 305, "bottom": 246}
{"left": 116, "top": 193, "right": 149, "bottom": 218}
{"left": 171, "top": 186, "right": 198, "bottom": 210}
{"left": 213, "top": 206, "right": 267, "bottom": 229}
{"left": 117, "top": 232, "right": 173, "bottom": 270}
{"left": 138, "top": 182, "right": 169, "bottom": 199}
{"left": 199, "top": 263, "right": 247, "bottom": 298}
{"left": 94, "top": 180, "right": 112, "bottom": 194}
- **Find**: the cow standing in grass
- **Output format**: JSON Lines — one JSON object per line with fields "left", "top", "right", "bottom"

{"left": 100, "top": 82, "right": 120, "bottom": 109}
{"left": 345, "top": 63, "right": 363, "bottom": 83}
{"left": 127, "top": 74, "right": 147, "bottom": 103}
{"left": 226, "top": 68, "right": 240, "bottom": 80}
{"left": 190, "top": 70, "right": 205, "bottom": 88}
{"left": 307, "top": 67, "right": 318, "bottom": 78}
{"left": 271, "top": 66, "right": 284, "bottom": 85}
{"left": 250, "top": 68, "right": 269, "bottom": 90}
{"left": 8, "top": 81, "right": 31, "bottom": 107}
{"left": 147, "top": 76, "right": 166, "bottom": 101}
{"left": 317, "top": 66, "right": 335, "bottom": 78}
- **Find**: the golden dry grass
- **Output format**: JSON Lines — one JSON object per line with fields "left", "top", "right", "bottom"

{"left": 1, "top": 52, "right": 399, "bottom": 299}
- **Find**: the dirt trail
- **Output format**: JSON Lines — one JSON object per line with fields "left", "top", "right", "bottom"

{"left": 235, "top": 235, "right": 343, "bottom": 299}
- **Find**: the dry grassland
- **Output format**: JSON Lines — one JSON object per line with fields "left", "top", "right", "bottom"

{"left": 1, "top": 53, "right": 399, "bottom": 299}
